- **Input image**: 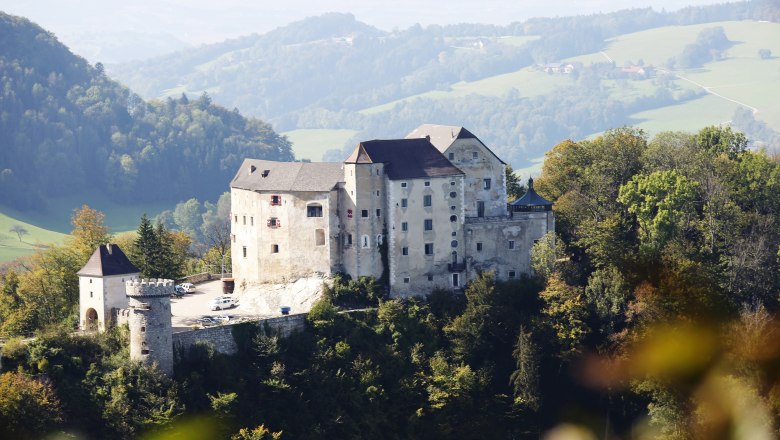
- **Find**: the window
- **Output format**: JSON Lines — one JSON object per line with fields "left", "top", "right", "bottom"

{"left": 452, "top": 273, "right": 460, "bottom": 287}
{"left": 315, "top": 229, "right": 325, "bottom": 246}
{"left": 508, "top": 240, "right": 515, "bottom": 250}
{"left": 234, "top": 215, "right": 238, "bottom": 223}
{"left": 483, "top": 178, "right": 491, "bottom": 190}
{"left": 450, "top": 215, "right": 457, "bottom": 222}
{"left": 361, "top": 209, "right": 369, "bottom": 218}
{"left": 90, "top": 291, "right": 93, "bottom": 298}
{"left": 271, "top": 244, "right": 279, "bottom": 253}
{"left": 376, "top": 235, "right": 383, "bottom": 245}
{"left": 451, "top": 205, "right": 456, "bottom": 210}
{"left": 401, "top": 222, "right": 408, "bottom": 232}
{"left": 451, "top": 240, "right": 458, "bottom": 248}
{"left": 401, "top": 198, "right": 408, "bottom": 208}
{"left": 250, "top": 217, "right": 254, "bottom": 226}
{"left": 141, "top": 326, "right": 146, "bottom": 333}
{"left": 448, "top": 152, "right": 454, "bottom": 160}
{"left": 402, "top": 247, "right": 409, "bottom": 255}
{"left": 243, "top": 216, "right": 246, "bottom": 225}
{"left": 472, "top": 151, "right": 478, "bottom": 159}
{"left": 451, "top": 231, "right": 457, "bottom": 237}
{"left": 423, "top": 195, "right": 432, "bottom": 207}
{"left": 89, "top": 279, "right": 92, "bottom": 284}
{"left": 424, "top": 219, "right": 433, "bottom": 231}
{"left": 425, "top": 243, "right": 434, "bottom": 255}
{"left": 307, "top": 204, "right": 323, "bottom": 217}
{"left": 401, "top": 182, "right": 408, "bottom": 188}
{"left": 141, "top": 349, "right": 150, "bottom": 355}
{"left": 243, "top": 246, "right": 247, "bottom": 258}
{"left": 427, "top": 275, "right": 434, "bottom": 281}
{"left": 477, "top": 242, "right": 483, "bottom": 252}
{"left": 376, "top": 209, "right": 381, "bottom": 217}
{"left": 232, "top": 234, "right": 236, "bottom": 243}
{"left": 271, "top": 195, "right": 282, "bottom": 206}
{"left": 509, "top": 271, "right": 516, "bottom": 279}
{"left": 376, "top": 169, "right": 380, "bottom": 176}
{"left": 376, "top": 190, "right": 380, "bottom": 196}
{"left": 404, "top": 277, "right": 410, "bottom": 283}
{"left": 344, "top": 234, "right": 353, "bottom": 247}
{"left": 451, "top": 181, "right": 456, "bottom": 186}
{"left": 424, "top": 181, "right": 431, "bottom": 187}
{"left": 267, "top": 217, "right": 281, "bottom": 228}
{"left": 449, "top": 191, "right": 457, "bottom": 198}
{"left": 362, "top": 235, "right": 370, "bottom": 248}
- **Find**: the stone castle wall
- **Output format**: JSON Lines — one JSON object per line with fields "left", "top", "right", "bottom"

{"left": 172, "top": 313, "right": 306, "bottom": 355}
{"left": 126, "top": 279, "right": 174, "bottom": 376}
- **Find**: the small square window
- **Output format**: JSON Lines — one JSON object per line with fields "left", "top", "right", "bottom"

{"left": 483, "top": 178, "right": 491, "bottom": 190}
{"left": 271, "top": 244, "right": 279, "bottom": 253}
{"left": 450, "top": 181, "right": 455, "bottom": 186}
{"left": 424, "top": 181, "right": 430, "bottom": 187}
{"left": 402, "top": 247, "right": 408, "bottom": 256}
{"left": 307, "top": 205, "right": 323, "bottom": 217}
{"left": 376, "top": 209, "right": 381, "bottom": 217}
{"left": 243, "top": 246, "right": 247, "bottom": 258}
{"left": 425, "top": 243, "right": 434, "bottom": 255}
{"left": 427, "top": 275, "right": 434, "bottom": 281}
{"left": 451, "top": 205, "right": 456, "bottom": 210}
{"left": 271, "top": 195, "right": 282, "bottom": 206}
{"left": 424, "top": 219, "right": 433, "bottom": 231}
{"left": 448, "top": 152, "right": 454, "bottom": 160}
{"left": 449, "top": 192, "right": 457, "bottom": 198}
{"left": 423, "top": 195, "right": 432, "bottom": 207}
{"left": 401, "top": 198, "right": 408, "bottom": 208}
{"left": 401, "top": 222, "right": 408, "bottom": 232}
{"left": 509, "top": 271, "right": 517, "bottom": 278}
{"left": 361, "top": 210, "right": 369, "bottom": 218}
{"left": 401, "top": 182, "right": 408, "bottom": 188}
{"left": 473, "top": 151, "right": 478, "bottom": 159}
{"left": 477, "top": 242, "right": 483, "bottom": 251}
{"left": 403, "top": 277, "right": 410, "bottom": 283}
{"left": 509, "top": 240, "right": 515, "bottom": 250}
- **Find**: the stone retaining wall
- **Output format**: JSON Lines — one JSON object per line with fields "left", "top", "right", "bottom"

{"left": 172, "top": 313, "right": 306, "bottom": 355}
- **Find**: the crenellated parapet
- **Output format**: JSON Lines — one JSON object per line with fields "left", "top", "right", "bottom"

{"left": 126, "top": 278, "right": 175, "bottom": 298}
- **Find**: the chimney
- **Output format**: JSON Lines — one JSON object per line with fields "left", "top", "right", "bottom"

{"left": 425, "top": 134, "right": 431, "bottom": 141}
{"left": 249, "top": 165, "right": 256, "bottom": 175}
{"left": 106, "top": 243, "right": 113, "bottom": 254}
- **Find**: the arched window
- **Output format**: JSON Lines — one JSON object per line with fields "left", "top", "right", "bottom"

{"left": 450, "top": 215, "right": 457, "bottom": 222}
{"left": 376, "top": 234, "right": 383, "bottom": 245}
{"left": 362, "top": 235, "right": 370, "bottom": 248}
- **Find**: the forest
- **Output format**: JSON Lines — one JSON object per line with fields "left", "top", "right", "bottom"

{"left": 0, "top": 13, "right": 293, "bottom": 212}
{"left": 1, "top": 125, "right": 778, "bottom": 439}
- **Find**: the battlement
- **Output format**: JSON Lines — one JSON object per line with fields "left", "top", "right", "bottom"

{"left": 126, "top": 278, "right": 174, "bottom": 297}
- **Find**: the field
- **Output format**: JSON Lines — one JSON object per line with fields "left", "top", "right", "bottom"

{"left": 283, "top": 128, "right": 359, "bottom": 161}
{"left": 0, "top": 211, "right": 67, "bottom": 262}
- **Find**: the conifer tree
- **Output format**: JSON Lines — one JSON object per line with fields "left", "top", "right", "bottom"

{"left": 132, "top": 214, "right": 159, "bottom": 278}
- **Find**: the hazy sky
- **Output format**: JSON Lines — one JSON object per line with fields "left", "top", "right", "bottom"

{"left": 2, "top": 0, "right": 729, "bottom": 45}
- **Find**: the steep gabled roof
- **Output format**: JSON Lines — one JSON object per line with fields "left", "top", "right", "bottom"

{"left": 77, "top": 244, "right": 139, "bottom": 277}
{"left": 231, "top": 159, "right": 344, "bottom": 192}
{"left": 405, "top": 124, "right": 505, "bottom": 164}
{"left": 345, "top": 138, "right": 463, "bottom": 180}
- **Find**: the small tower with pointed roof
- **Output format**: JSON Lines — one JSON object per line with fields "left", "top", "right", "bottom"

{"left": 77, "top": 244, "right": 140, "bottom": 332}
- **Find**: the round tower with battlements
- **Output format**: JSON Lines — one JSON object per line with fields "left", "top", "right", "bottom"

{"left": 125, "top": 278, "right": 174, "bottom": 376}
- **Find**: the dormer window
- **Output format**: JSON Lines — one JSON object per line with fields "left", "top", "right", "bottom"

{"left": 262, "top": 169, "right": 270, "bottom": 177}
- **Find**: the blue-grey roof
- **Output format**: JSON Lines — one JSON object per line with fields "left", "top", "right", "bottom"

{"left": 77, "top": 244, "right": 139, "bottom": 277}
{"left": 511, "top": 178, "right": 552, "bottom": 207}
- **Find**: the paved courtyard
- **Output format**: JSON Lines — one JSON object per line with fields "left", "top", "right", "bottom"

{"left": 169, "top": 277, "right": 327, "bottom": 332}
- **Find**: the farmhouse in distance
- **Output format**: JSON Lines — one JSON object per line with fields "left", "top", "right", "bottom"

{"left": 230, "top": 124, "right": 554, "bottom": 296}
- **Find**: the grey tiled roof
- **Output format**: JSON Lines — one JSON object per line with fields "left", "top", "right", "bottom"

{"left": 511, "top": 178, "right": 552, "bottom": 206}
{"left": 406, "top": 124, "right": 505, "bottom": 164}
{"left": 77, "top": 244, "right": 140, "bottom": 277}
{"left": 345, "top": 138, "right": 463, "bottom": 180}
{"left": 231, "top": 159, "right": 344, "bottom": 192}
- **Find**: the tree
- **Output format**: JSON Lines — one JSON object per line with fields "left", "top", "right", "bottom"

{"left": 0, "top": 371, "right": 63, "bottom": 438}
{"left": 539, "top": 274, "right": 589, "bottom": 359}
{"left": 232, "top": 424, "right": 283, "bottom": 440}
{"left": 505, "top": 164, "right": 524, "bottom": 202}
{"left": 70, "top": 205, "right": 112, "bottom": 261}
{"left": 696, "top": 125, "right": 748, "bottom": 159}
{"left": 132, "top": 214, "right": 160, "bottom": 278}
{"left": 9, "top": 224, "right": 28, "bottom": 242}
{"left": 173, "top": 198, "right": 202, "bottom": 239}
{"left": 618, "top": 170, "right": 700, "bottom": 252}
{"left": 509, "top": 326, "right": 540, "bottom": 411}
{"left": 530, "top": 232, "right": 565, "bottom": 280}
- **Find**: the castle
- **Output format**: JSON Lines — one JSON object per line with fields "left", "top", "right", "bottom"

{"left": 230, "top": 124, "right": 554, "bottom": 296}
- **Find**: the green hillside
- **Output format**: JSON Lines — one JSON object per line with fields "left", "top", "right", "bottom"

{"left": 0, "top": 212, "right": 67, "bottom": 262}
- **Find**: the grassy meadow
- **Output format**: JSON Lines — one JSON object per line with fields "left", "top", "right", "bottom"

{"left": 283, "top": 128, "right": 359, "bottom": 161}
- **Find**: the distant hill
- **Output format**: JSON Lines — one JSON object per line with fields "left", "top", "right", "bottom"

{"left": 109, "top": 3, "right": 780, "bottom": 169}
{"left": 0, "top": 12, "right": 294, "bottom": 213}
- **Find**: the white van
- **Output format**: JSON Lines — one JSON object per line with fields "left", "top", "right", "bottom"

{"left": 209, "top": 296, "right": 237, "bottom": 311}
{"left": 181, "top": 283, "right": 196, "bottom": 293}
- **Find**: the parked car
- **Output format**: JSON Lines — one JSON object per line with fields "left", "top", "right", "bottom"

{"left": 213, "top": 315, "right": 234, "bottom": 323}
{"left": 171, "top": 287, "right": 184, "bottom": 298}
{"left": 181, "top": 282, "right": 196, "bottom": 293}
{"left": 196, "top": 316, "right": 219, "bottom": 326}
{"left": 209, "top": 297, "right": 238, "bottom": 311}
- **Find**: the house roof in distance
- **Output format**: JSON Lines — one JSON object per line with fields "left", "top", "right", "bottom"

{"left": 231, "top": 159, "right": 344, "bottom": 192}
{"left": 405, "top": 124, "right": 505, "bottom": 164}
{"left": 345, "top": 138, "right": 464, "bottom": 180}
{"left": 77, "top": 244, "right": 140, "bottom": 277}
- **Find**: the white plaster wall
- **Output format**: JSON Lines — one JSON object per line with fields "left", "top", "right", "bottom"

{"left": 79, "top": 276, "right": 105, "bottom": 331}
{"left": 340, "top": 163, "right": 385, "bottom": 280}
{"left": 444, "top": 138, "right": 507, "bottom": 218}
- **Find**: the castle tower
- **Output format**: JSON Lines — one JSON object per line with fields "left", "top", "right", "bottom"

{"left": 125, "top": 279, "right": 174, "bottom": 376}
{"left": 77, "top": 244, "right": 140, "bottom": 332}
